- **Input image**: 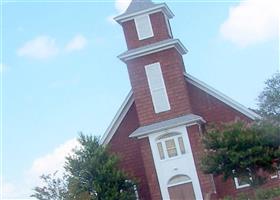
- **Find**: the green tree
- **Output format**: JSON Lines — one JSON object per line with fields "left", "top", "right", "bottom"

{"left": 31, "top": 172, "right": 68, "bottom": 200}
{"left": 65, "top": 134, "right": 137, "bottom": 200}
{"left": 31, "top": 134, "right": 137, "bottom": 200}
{"left": 258, "top": 72, "right": 280, "bottom": 123}
{"left": 201, "top": 121, "right": 280, "bottom": 187}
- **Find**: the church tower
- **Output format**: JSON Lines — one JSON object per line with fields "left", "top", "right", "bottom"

{"left": 114, "top": 1, "right": 215, "bottom": 199}
{"left": 115, "top": 0, "right": 193, "bottom": 126}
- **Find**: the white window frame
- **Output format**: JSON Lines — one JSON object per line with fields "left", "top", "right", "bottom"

{"left": 145, "top": 62, "right": 170, "bottom": 113}
{"left": 270, "top": 168, "right": 280, "bottom": 179}
{"left": 233, "top": 170, "right": 251, "bottom": 189}
{"left": 134, "top": 14, "right": 154, "bottom": 40}
{"left": 156, "top": 133, "right": 187, "bottom": 160}
{"left": 234, "top": 177, "right": 250, "bottom": 189}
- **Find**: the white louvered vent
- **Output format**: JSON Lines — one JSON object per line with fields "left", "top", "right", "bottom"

{"left": 145, "top": 62, "right": 170, "bottom": 113}
{"left": 134, "top": 14, "right": 154, "bottom": 40}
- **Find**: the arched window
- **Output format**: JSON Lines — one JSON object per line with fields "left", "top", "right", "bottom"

{"left": 156, "top": 132, "right": 186, "bottom": 160}
{"left": 168, "top": 174, "right": 191, "bottom": 186}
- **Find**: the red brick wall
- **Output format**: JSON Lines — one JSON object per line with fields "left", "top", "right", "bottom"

{"left": 187, "top": 82, "right": 280, "bottom": 198}
{"left": 139, "top": 137, "right": 162, "bottom": 200}
{"left": 122, "top": 12, "right": 171, "bottom": 50}
{"left": 126, "top": 48, "right": 192, "bottom": 126}
{"left": 109, "top": 103, "right": 153, "bottom": 199}
{"left": 187, "top": 82, "right": 251, "bottom": 123}
{"left": 187, "top": 124, "right": 215, "bottom": 199}
{"left": 214, "top": 174, "right": 280, "bottom": 198}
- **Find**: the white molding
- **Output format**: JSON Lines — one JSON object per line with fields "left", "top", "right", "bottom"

{"left": 100, "top": 90, "right": 134, "bottom": 145}
{"left": 148, "top": 126, "right": 204, "bottom": 200}
{"left": 130, "top": 114, "right": 205, "bottom": 139}
{"left": 167, "top": 180, "right": 192, "bottom": 188}
{"left": 118, "top": 39, "right": 188, "bottom": 62}
{"left": 234, "top": 177, "right": 250, "bottom": 189}
{"left": 114, "top": 3, "right": 174, "bottom": 24}
{"left": 185, "top": 73, "right": 261, "bottom": 120}
{"left": 164, "top": 13, "right": 172, "bottom": 38}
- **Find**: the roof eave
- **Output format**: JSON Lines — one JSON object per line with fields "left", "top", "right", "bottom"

{"left": 129, "top": 115, "right": 205, "bottom": 139}
{"left": 118, "top": 39, "right": 188, "bottom": 62}
{"left": 184, "top": 73, "right": 261, "bottom": 120}
{"left": 100, "top": 90, "right": 134, "bottom": 145}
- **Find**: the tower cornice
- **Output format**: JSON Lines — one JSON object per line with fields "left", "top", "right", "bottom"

{"left": 118, "top": 38, "right": 188, "bottom": 62}
{"left": 114, "top": 3, "right": 174, "bottom": 24}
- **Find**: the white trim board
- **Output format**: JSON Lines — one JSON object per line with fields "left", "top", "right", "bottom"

{"left": 118, "top": 39, "right": 188, "bottom": 62}
{"left": 100, "top": 90, "right": 134, "bottom": 145}
{"left": 129, "top": 114, "right": 205, "bottom": 138}
{"left": 185, "top": 73, "right": 261, "bottom": 120}
{"left": 148, "top": 126, "right": 204, "bottom": 199}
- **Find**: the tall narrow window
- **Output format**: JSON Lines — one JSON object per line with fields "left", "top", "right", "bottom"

{"left": 134, "top": 14, "right": 154, "bottom": 40}
{"left": 178, "top": 137, "right": 186, "bottom": 154}
{"left": 157, "top": 142, "right": 165, "bottom": 160}
{"left": 145, "top": 62, "right": 170, "bottom": 113}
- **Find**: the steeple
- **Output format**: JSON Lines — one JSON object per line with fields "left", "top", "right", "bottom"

{"left": 115, "top": 0, "right": 192, "bottom": 126}
{"left": 114, "top": 0, "right": 174, "bottom": 25}
{"left": 124, "top": 0, "right": 155, "bottom": 15}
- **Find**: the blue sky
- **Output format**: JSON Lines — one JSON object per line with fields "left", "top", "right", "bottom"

{"left": 2, "top": 0, "right": 279, "bottom": 199}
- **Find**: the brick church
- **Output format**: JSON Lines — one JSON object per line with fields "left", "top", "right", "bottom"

{"left": 100, "top": 0, "right": 279, "bottom": 199}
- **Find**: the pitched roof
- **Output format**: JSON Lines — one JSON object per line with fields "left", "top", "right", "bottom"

{"left": 124, "top": 0, "right": 156, "bottom": 15}
{"left": 114, "top": 1, "right": 174, "bottom": 23}
{"left": 101, "top": 74, "right": 261, "bottom": 145}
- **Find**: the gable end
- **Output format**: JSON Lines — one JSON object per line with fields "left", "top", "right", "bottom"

{"left": 185, "top": 73, "right": 261, "bottom": 120}
{"left": 101, "top": 90, "right": 134, "bottom": 145}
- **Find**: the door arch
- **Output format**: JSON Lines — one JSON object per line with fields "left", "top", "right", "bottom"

{"left": 167, "top": 175, "right": 196, "bottom": 200}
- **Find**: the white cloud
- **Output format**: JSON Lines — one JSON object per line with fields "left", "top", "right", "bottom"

{"left": 3, "top": 182, "right": 16, "bottom": 198}
{"left": 65, "top": 34, "right": 87, "bottom": 52}
{"left": 2, "top": 181, "right": 31, "bottom": 199}
{"left": 2, "top": 139, "right": 80, "bottom": 199}
{"left": 115, "top": 0, "right": 131, "bottom": 13}
{"left": 107, "top": 14, "right": 117, "bottom": 25}
{"left": 17, "top": 36, "right": 59, "bottom": 59}
{"left": 220, "top": 0, "right": 279, "bottom": 47}
{"left": 107, "top": 0, "right": 131, "bottom": 24}
{"left": 28, "top": 138, "right": 79, "bottom": 179}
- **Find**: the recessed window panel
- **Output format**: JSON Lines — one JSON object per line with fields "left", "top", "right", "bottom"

{"left": 134, "top": 14, "right": 154, "bottom": 40}
{"left": 178, "top": 137, "right": 186, "bottom": 154}
{"left": 165, "top": 139, "right": 177, "bottom": 158}
{"left": 145, "top": 62, "right": 170, "bottom": 113}
{"left": 157, "top": 142, "right": 165, "bottom": 160}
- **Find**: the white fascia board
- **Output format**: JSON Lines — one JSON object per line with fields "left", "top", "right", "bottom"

{"left": 114, "top": 3, "right": 174, "bottom": 24}
{"left": 101, "top": 90, "right": 134, "bottom": 145}
{"left": 129, "top": 114, "right": 205, "bottom": 139}
{"left": 185, "top": 73, "right": 261, "bottom": 120}
{"left": 118, "top": 39, "right": 188, "bottom": 62}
